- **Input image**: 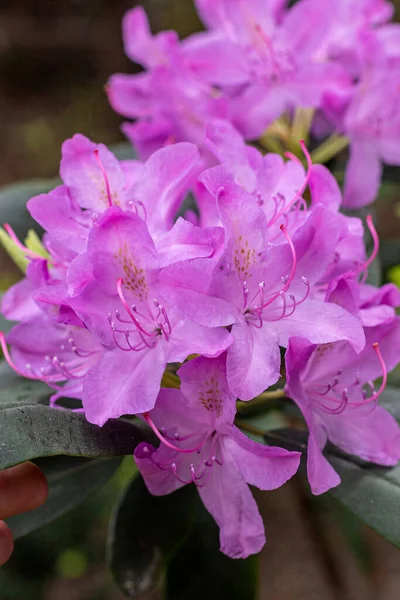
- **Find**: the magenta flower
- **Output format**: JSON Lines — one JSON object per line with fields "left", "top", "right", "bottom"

{"left": 285, "top": 318, "right": 400, "bottom": 495}
{"left": 195, "top": 0, "right": 347, "bottom": 139}
{"left": 342, "top": 65, "right": 400, "bottom": 208}
{"left": 107, "top": 7, "right": 229, "bottom": 158}
{"left": 0, "top": 315, "right": 102, "bottom": 409}
{"left": 65, "top": 206, "right": 232, "bottom": 425}
{"left": 1, "top": 258, "right": 47, "bottom": 323}
{"left": 159, "top": 180, "right": 365, "bottom": 400}
{"left": 108, "top": 2, "right": 353, "bottom": 152}
{"left": 199, "top": 118, "right": 309, "bottom": 233}
{"left": 359, "top": 282, "right": 400, "bottom": 327}
{"left": 135, "top": 354, "right": 301, "bottom": 558}
{"left": 314, "top": 0, "right": 394, "bottom": 75}
{"left": 28, "top": 133, "right": 201, "bottom": 247}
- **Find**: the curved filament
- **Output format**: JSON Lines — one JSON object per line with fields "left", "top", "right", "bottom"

{"left": 143, "top": 412, "right": 205, "bottom": 454}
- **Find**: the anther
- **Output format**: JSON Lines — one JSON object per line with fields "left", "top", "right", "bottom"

{"left": 269, "top": 141, "right": 312, "bottom": 226}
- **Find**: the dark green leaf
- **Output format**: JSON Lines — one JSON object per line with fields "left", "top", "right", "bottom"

{"left": 379, "top": 386, "right": 400, "bottom": 419}
{"left": 109, "top": 142, "right": 136, "bottom": 161}
{"left": 365, "top": 251, "right": 382, "bottom": 287}
{"left": 0, "top": 305, "right": 14, "bottom": 336}
{"left": 107, "top": 475, "right": 195, "bottom": 598}
{"left": 330, "top": 457, "right": 400, "bottom": 548}
{"left": 0, "top": 179, "right": 59, "bottom": 237}
{"left": 167, "top": 499, "right": 258, "bottom": 600}
{"left": 0, "top": 404, "right": 152, "bottom": 470}
{"left": 264, "top": 426, "right": 400, "bottom": 548}
{"left": 0, "top": 362, "right": 50, "bottom": 409}
{"left": 264, "top": 427, "right": 308, "bottom": 453}
{"left": 7, "top": 456, "right": 121, "bottom": 539}
{"left": 381, "top": 239, "right": 400, "bottom": 270}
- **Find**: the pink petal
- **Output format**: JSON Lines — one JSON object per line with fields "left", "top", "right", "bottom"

{"left": 227, "top": 320, "right": 281, "bottom": 400}
{"left": 225, "top": 427, "right": 301, "bottom": 489}
{"left": 198, "top": 451, "right": 266, "bottom": 558}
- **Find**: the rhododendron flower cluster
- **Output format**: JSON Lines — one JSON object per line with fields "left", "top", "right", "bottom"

{"left": 2, "top": 124, "right": 400, "bottom": 559}
{"left": 107, "top": 0, "right": 400, "bottom": 208}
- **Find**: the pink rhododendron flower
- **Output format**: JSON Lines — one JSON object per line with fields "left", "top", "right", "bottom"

{"left": 285, "top": 318, "right": 400, "bottom": 495}
{"left": 135, "top": 354, "right": 301, "bottom": 558}
{"left": 342, "top": 66, "right": 400, "bottom": 208}
{"left": 1, "top": 127, "right": 399, "bottom": 560}
{"left": 108, "top": 1, "right": 400, "bottom": 208}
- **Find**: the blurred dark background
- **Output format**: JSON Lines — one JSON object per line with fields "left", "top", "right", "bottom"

{"left": 1, "top": 2, "right": 400, "bottom": 599}
{"left": 0, "top": 0, "right": 201, "bottom": 186}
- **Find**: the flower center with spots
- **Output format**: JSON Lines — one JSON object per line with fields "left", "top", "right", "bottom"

{"left": 199, "top": 375, "right": 223, "bottom": 418}
{"left": 114, "top": 243, "right": 148, "bottom": 302}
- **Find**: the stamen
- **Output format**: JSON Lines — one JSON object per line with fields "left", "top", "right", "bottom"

{"left": 269, "top": 141, "right": 312, "bottom": 227}
{"left": 285, "top": 294, "right": 297, "bottom": 318}
{"left": 136, "top": 200, "right": 147, "bottom": 222}
{"left": 153, "top": 299, "right": 172, "bottom": 336}
{"left": 316, "top": 343, "right": 388, "bottom": 411}
{"left": 143, "top": 412, "right": 205, "bottom": 454}
{"left": 125, "top": 331, "right": 147, "bottom": 352}
{"left": 250, "top": 306, "right": 264, "bottom": 328}
{"left": 171, "top": 463, "right": 194, "bottom": 485}
{"left": 368, "top": 343, "right": 387, "bottom": 403}
{"left": 128, "top": 200, "right": 147, "bottom": 221}
{"left": 295, "top": 277, "right": 310, "bottom": 305}
{"left": 278, "top": 224, "right": 297, "bottom": 294}
{"left": 93, "top": 149, "right": 113, "bottom": 208}
{"left": 0, "top": 332, "right": 83, "bottom": 383}
{"left": 67, "top": 337, "right": 95, "bottom": 358}
{"left": 359, "top": 215, "right": 379, "bottom": 282}
{"left": 317, "top": 389, "right": 349, "bottom": 414}
{"left": 0, "top": 332, "right": 41, "bottom": 380}
{"left": 267, "top": 195, "right": 280, "bottom": 224}
{"left": 242, "top": 281, "right": 249, "bottom": 310}
{"left": 117, "top": 278, "right": 155, "bottom": 347}
{"left": 268, "top": 291, "right": 287, "bottom": 321}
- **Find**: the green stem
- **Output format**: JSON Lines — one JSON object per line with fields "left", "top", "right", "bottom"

{"left": 310, "top": 134, "right": 349, "bottom": 164}
{"left": 236, "top": 388, "right": 285, "bottom": 414}
{"left": 258, "top": 134, "right": 285, "bottom": 155}
{"left": 289, "top": 107, "right": 315, "bottom": 150}
{"left": 161, "top": 371, "right": 180, "bottom": 389}
{"left": 235, "top": 418, "right": 266, "bottom": 437}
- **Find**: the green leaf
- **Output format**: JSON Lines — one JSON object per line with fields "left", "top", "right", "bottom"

{"left": 0, "top": 403, "right": 152, "bottom": 470}
{"left": 379, "top": 386, "right": 400, "bottom": 420}
{"left": 7, "top": 456, "right": 121, "bottom": 539}
{"left": 388, "top": 264, "right": 400, "bottom": 287}
{"left": 330, "top": 457, "right": 400, "bottom": 548}
{"left": 365, "top": 250, "right": 382, "bottom": 287}
{"left": 0, "top": 362, "right": 50, "bottom": 409}
{"left": 107, "top": 475, "right": 195, "bottom": 598}
{"left": 0, "top": 178, "right": 59, "bottom": 237}
{"left": 264, "top": 426, "right": 400, "bottom": 548}
{"left": 0, "top": 227, "right": 28, "bottom": 272}
{"left": 167, "top": 499, "right": 258, "bottom": 600}
{"left": 109, "top": 142, "right": 136, "bottom": 161}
